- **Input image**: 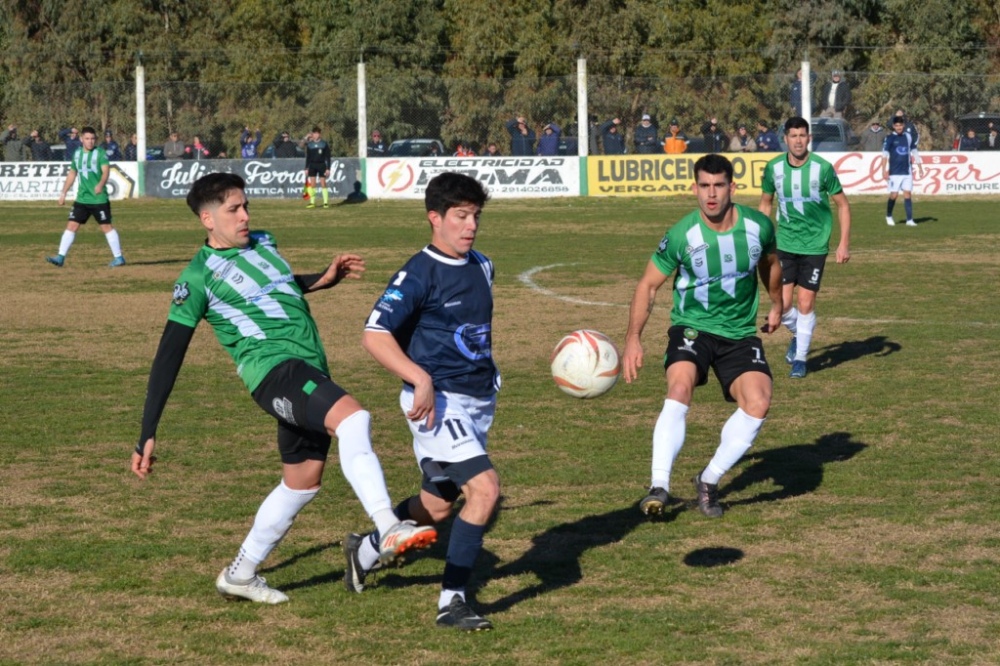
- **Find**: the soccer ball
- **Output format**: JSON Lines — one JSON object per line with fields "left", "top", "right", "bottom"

{"left": 550, "top": 329, "right": 621, "bottom": 399}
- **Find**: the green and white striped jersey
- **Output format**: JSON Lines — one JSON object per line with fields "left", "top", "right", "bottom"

{"left": 760, "top": 152, "right": 843, "bottom": 256}
{"left": 168, "top": 231, "right": 328, "bottom": 392}
{"left": 651, "top": 204, "right": 776, "bottom": 340}
{"left": 70, "top": 147, "right": 110, "bottom": 205}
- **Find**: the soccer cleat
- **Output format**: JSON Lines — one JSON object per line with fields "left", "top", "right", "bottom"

{"left": 322, "top": 203, "right": 329, "bottom": 209}
{"left": 436, "top": 594, "right": 493, "bottom": 631}
{"left": 378, "top": 520, "right": 437, "bottom": 566}
{"left": 886, "top": 216, "right": 896, "bottom": 226}
{"left": 639, "top": 486, "right": 669, "bottom": 516}
{"left": 790, "top": 360, "right": 808, "bottom": 378}
{"left": 109, "top": 256, "right": 126, "bottom": 267}
{"left": 692, "top": 473, "right": 724, "bottom": 518}
{"left": 46, "top": 254, "right": 65, "bottom": 267}
{"left": 784, "top": 338, "right": 797, "bottom": 365}
{"left": 343, "top": 532, "right": 382, "bottom": 593}
{"left": 306, "top": 202, "right": 315, "bottom": 209}
{"left": 905, "top": 219, "right": 917, "bottom": 227}
{"left": 215, "top": 568, "right": 289, "bottom": 604}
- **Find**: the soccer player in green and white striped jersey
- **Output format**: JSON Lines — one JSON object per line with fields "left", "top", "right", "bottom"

{"left": 624, "top": 154, "right": 783, "bottom": 519}
{"left": 131, "top": 173, "right": 436, "bottom": 604}
{"left": 45, "top": 126, "right": 126, "bottom": 268}
{"left": 759, "top": 116, "right": 852, "bottom": 379}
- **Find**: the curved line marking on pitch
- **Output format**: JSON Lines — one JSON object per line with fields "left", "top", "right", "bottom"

{"left": 518, "top": 263, "right": 626, "bottom": 308}
{"left": 518, "top": 264, "right": 998, "bottom": 327}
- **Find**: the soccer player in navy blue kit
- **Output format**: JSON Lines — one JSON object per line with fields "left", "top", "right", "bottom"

{"left": 350, "top": 172, "right": 499, "bottom": 631}
{"left": 882, "top": 116, "right": 923, "bottom": 227}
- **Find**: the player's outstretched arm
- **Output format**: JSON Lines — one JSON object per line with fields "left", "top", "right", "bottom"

{"left": 296, "top": 253, "right": 365, "bottom": 293}
{"left": 624, "top": 261, "right": 668, "bottom": 384}
{"left": 131, "top": 321, "right": 196, "bottom": 479}
{"left": 362, "top": 330, "right": 436, "bottom": 428}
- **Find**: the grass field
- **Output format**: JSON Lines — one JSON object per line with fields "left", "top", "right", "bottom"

{"left": 1, "top": 193, "right": 998, "bottom": 665}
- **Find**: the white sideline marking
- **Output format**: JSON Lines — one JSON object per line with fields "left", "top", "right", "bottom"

{"left": 517, "top": 264, "right": 626, "bottom": 308}
{"left": 518, "top": 264, "right": 998, "bottom": 327}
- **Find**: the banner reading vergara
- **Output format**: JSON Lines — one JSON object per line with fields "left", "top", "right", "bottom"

{"left": 587, "top": 154, "right": 777, "bottom": 196}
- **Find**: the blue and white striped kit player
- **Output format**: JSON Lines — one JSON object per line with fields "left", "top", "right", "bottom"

{"left": 882, "top": 117, "right": 923, "bottom": 226}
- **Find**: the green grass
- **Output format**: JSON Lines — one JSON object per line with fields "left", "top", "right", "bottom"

{"left": 0, "top": 194, "right": 998, "bottom": 665}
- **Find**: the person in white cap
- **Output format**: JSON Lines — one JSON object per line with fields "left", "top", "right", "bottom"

{"left": 635, "top": 114, "right": 659, "bottom": 154}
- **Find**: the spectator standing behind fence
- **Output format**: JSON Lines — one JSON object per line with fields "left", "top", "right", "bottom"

{"left": 755, "top": 120, "right": 780, "bottom": 152}
{"left": 985, "top": 127, "right": 1000, "bottom": 150}
{"left": 728, "top": 124, "right": 757, "bottom": 153}
{"left": 588, "top": 115, "right": 601, "bottom": 155}
{"left": 701, "top": 117, "right": 728, "bottom": 153}
{"left": 663, "top": 118, "right": 688, "bottom": 154}
{"left": 367, "top": 130, "right": 387, "bottom": 157}
{"left": 819, "top": 70, "right": 850, "bottom": 119}
{"left": 2, "top": 125, "right": 29, "bottom": 161}
{"left": 600, "top": 118, "right": 626, "bottom": 154}
{"left": 958, "top": 128, "right": 980, "bottom": 151}
{"left": 102, "top": 129, "right": 122, "bottom": 161}
{"left": 45, "top": 126, "right": 126, "bottom": 268}
{"left": 892, "top": 109, "right": 919, "bottom": 147}
{"left": 124, "top": 134, "right": 138, "bottom": 161}
{"left": 240, "top": 127, "right": 262, "bottom": 158}
{"left": 272, "top": 131, "right": 298, "bottom": 158}
{"left": 484, "top": 142, "right": 500, "bottom": 158}
{"left": 59, "top": 127, "right": 83, "bottom": 160}
{"left": 25, "top": 128, "right": 52, "bottom": 161}
{"left": 163, "top": 131, "right": 185, "bottom": 160}
{"left": 860, "top": 120, "right": 885, "bottom": 151}
{"left": 634, "top": 114, "right": 659, "bottom": 154}
{"left": 789, "top": 69, "right": 817, "bottom": 118}
{"left": 537, "top": 122, "right": 561, "bottom": 156}
{"left": 505, "top": 116, "right": 535, "bottom": 156}
{"left": 188, "top": 135, "right": 211, "bottom": 160}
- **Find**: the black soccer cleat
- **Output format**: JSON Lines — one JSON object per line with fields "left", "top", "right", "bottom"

{"left": 692, "top": 474, "right": 724, "bottom": 518}
{"left": 436, "top": 594, "right": 493, "bottom": 631}
{"left": 639, "top": 486, "right": 670, "bottom": 516}
{"left": 343, "top": 532, "right": 381, "bottom": 593}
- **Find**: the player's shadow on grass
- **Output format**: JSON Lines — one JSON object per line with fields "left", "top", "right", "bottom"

{"left": 720, "top": 431, "right": 866, "bottom": 508}
{"left": 808, "top": 335, "right": 901, "bottom": 373}
{"left": 474, "top": 503, "right": 679, "bottom": 615}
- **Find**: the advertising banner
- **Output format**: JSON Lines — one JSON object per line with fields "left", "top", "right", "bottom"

{"left": 143, "top": 158, "right": 361, "bottom": 199}
{"left": 587, "top": 152, "right": 1000, "bottom": 197}
{"left": 366, "top": 157, "right": 580, "bottom": 199}
{"left": 0, "top": 162, "right": 139, "bottom": 201}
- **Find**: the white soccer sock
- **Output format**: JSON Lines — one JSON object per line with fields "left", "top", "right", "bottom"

{"left": 439, "top": 589, "right": 465, "bottom": 609}
{"left": 335, "top": 410, "right": 395, "bottom": 532}
{"left": 359, "top": 533, "right": 381, "bottom": 571}
{"left": 57, "top": 230, "right": 76, "bottom": 256}
{"left": 701, "top": 408, "right": 765, "bottom": 484}
{"left": 651, "top": 399, "right": 688, "bottom": 491}
{"left": 781, "top": 307, "right": 799, "bottom": 334}
{"left": 104, "top": 228, "right": 123, "bottom": 257}
{"left": 795, "top": 310, "right": 817, "bottom": 362}
{"left": 231, "top": 481, "right": 318, "bottom": 579}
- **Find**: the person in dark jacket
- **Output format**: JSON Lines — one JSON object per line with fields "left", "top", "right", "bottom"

{"left": 537, "top": 122, "right": 561, "bottom": 156}
{"left": 700, "top": 117, "right": 728, "bottom": 153}
{"left": 59, "top": 127, "right": 83, "bottom": 160}
{"left": 600, "top": 118, "right": 626, "bottom": 154}
{"left": 634, "top": 114, "right": 659, "bottom": 154}
{"left": 819, "top": 70, "right": 851, "bottom": 119}
{"left": 505, "top": 116, "right": 536, "bottom": 156}
{"left": 25, "top": 129, "right": 53, "bottom": 161}
{"left": 2, "top": 125, "right": 29, "bottom": 161}
{"left": 272, "top": 131, "right": 299, "bottom": 158}
{"left": 367, "top": 130, "right": 387, "bottom": 157}
{"left": 102, "top": 129, "right": 123, "bottom": 161}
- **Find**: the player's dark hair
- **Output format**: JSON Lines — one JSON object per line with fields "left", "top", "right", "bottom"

{"left": 187, "top": 173, "right": 246, "bottom": 216}
{"left": 784, "top": 116, "right": 810, "bottom": 134}
{"left": 80, "top": 126, "right": 97, "bottom": 136}
{"left": 425, "top": 172, "right": 489, "bottom": 215}
{"left": 692, "top": 153, "right": 734, "bottom": 183}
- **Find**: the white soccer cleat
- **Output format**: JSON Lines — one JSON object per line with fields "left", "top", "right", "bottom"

{"left": 378, "top": 520, "right": 437, "bottom": 566}
{"left": 905, "top": 219, "right": 917, "bottom": 227}
{"left": 215, "top": 568, "right": 289, "bottom": 604}
{"left": 886, "top": 216, "right": 896, "bottom": 226}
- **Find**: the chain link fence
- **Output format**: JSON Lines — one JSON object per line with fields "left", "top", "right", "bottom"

{"left": 5, "top": 66, "right": 1000, "bottom": 160}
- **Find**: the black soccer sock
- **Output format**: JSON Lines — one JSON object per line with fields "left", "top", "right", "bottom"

{"left": 441, "top": 516, "right": 485, "bottom": 596}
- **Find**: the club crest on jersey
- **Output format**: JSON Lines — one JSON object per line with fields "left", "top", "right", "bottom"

{"left": 172, "top": 282, "right": 190, "bottom": 305}
{"left": 749, "top": 245, "right": 762, "bottom": 261}
{"left": 683, "top": 328, "right": 699, "bottom": 340}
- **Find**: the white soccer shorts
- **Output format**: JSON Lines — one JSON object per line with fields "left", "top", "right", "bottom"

{"left": 887, "top": 175, "right": 913, "bottom": 193}
{"left": 400, "top": 387, "right": 494, "bottom": 465}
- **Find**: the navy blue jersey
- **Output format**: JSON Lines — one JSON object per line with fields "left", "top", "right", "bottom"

{"left": 882, "top": 132, "right": 919, "bottom": 176}
{"left": 366, "top": 245, "right": 498, "bottom": 398}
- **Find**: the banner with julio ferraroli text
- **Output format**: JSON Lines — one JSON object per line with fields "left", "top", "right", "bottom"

{"left": 144, "top": 158, "right": 361, "bottom": 199}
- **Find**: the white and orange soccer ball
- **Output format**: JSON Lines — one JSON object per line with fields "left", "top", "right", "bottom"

{"left": 550, "top": 329, "right": 621, "bottom": 399}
